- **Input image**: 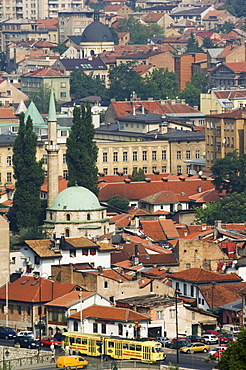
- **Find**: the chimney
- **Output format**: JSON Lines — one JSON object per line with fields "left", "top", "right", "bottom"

{"left": 214, "top": 220, "right": 222, "bottom": 228}
{"left": 132, "top": 102, "right": 136, "bottom": 115}
{"left": 210, "top": 109, "right": 218, "bottom": 115}
{"left": 141, "top": 105, "right": 145, "bottom": 114}
{"left": 159, "top": 122, "right": 168, "bottom": 134}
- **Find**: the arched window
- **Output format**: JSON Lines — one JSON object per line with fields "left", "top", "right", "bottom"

{"left": 65, "top": 229, "right": 70, "bottom": 237}
{"left": 90, "top": 50, "right": 95, "bottom": 56}
{"left": 87, "top": 214, "right": 90, "bottom": 221}
{"left": 74, "top": 321, "right": 78, "bottom": 331}
{"left": 118, "top": 323, "right": 123, "bottom": 336}
{"left": 66, "top": 214, "right": 70, "bottom": 221}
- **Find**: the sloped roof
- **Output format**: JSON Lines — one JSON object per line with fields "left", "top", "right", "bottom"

{"left": 199, "top": 282, "right": 246, "bottom": 308}
{"left": 139, "top": 253, "right": 178, "bottom": 266}
{"left": 213, "top": 90, "right": 246, "bottom": 99}
{"left": 22, "top": 68, "right": 65, "bottom": 77}
{"left": 103, "top": 4, "right": 124, "bottom": 11}
{"left": 160, "top": 219, "right": 180, "bottom": 239}
{"left": 84, "top": 268, "right": 129, "bottom": 281}
{"left": 189, "top": 188, "right": 221, "bottom": 203}
{"left": 218, "top": 45, "right": 240, "bottom": 58}
{"left": 57, "top": 57, "right": 107, "bottom": 71}
{"left": 168, "top": 268, "right": 242, "bottom": 283}
{"left": 207, "top": 108, "right": 246, "bottom": 119}
{"left": 0, "top": 108, "right": 17, "bottom": 120}
{"left": 223, "top": 62, "right": 246, "bottom": 73}
{"left": 140, "top": 190, "right": 179, "bottom": 204}
{"left": 140, "top": 220, "right": 167, "bottom": 241}
{"left": 0, "top": 276, "right": 77, "bottom": 303}
{"left": 25, "top": 101, "right": 45, "bottom": 125}
{"left": 45, "top": 290, "right": 94, "bottom": 307}
{"left": 69, "top": 304, "right": 149, "bottom": 322}
{"left": 203, "top": 10, "right": 227, "bottom": 20}
{"left": 142, "top": 13, "right": 165, "bottom": 22}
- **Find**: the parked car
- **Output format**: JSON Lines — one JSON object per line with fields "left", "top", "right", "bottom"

{"left": 202, "top": 334, "right": 218, "bottom": 344}
{"left": 187, "top": 335, "right": 205, "bottom": 343}
{"left": 14, "top": 335, "right": 40, "bottom": 349}
{"left": 221, "top": 333, "right": 238, "bottom": 341}
{"left": 209, "top": 346, "right": 228, "bottom": 357}
{"left": 155, "top": 337, "right": 171, "bottom": 347}
{"left": 203, "top": 330, "right": 220, "bottom": 337}
{"left": 17, "top": 331, "right": 34, "bottom": 337}
{"left": 56, "top": 355, "right": 88, "bottom": 369}
{"left": 219, "top": 336, "right": 229, "bottom": 344}
{"left": 0, "top": 327, "right": 16, "bottom": 340}
{"left": 211, "top": 348, "right": 226, "bottom": 361}
{"left": 180, "top": 342, "right": 210, "bottom": 354}
{"left": 41, "top": 337, "right": 61, "bottom": 347}
{"left": 170, "top": 339, "right": 191, "bottom": 349}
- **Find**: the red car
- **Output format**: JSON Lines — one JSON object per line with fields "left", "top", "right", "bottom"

{"left": 41, "top": 337, "right": 61, "bottom": 347}
{"left": 212, "top": 348, "right": 226, "bottom": 361}
{"left": 219, "top": 336, "right": 229, "bottom": 344}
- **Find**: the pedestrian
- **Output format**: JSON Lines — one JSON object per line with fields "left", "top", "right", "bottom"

{"left": 65, "top": 345, "right": 69, "bottom": 356}
{"left": 50, "top": 351, "right": 55, "bottom": 363}
{"left": 69, "top": 347, "right": 73, "bottom": 356}
{"left": 50, "top": 343, "right": 55, "bottom": 353}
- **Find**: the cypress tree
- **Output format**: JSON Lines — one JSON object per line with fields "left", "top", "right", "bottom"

{"left": 66, "top": 101, "right": 99, "bottom": 196}
{"left": 8, "top": 113, "right": 45, "bottom": 232}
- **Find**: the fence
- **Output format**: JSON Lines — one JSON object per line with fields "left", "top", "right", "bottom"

{"left": 1, "top": 353, "right": 50, "bottom": 369}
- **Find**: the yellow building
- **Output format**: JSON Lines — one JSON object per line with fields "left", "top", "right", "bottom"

{"left": 201, "top": 89, "right": 246, "bottom": 115}
{"left": 205, "top": 108, "right": 246, "bottom": 167}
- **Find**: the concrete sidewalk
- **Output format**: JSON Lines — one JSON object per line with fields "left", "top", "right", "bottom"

{"left": 14, "top": 363, "right": 54, "bottom": 370}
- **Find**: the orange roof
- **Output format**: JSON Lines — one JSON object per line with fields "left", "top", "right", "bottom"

{"left": 69, "top": 304, "right": 149, "bottom": 322}
{"left": 45, "top": 290, "right": 94, "bottom": 307}
{"left": 134, "top": 64, "right": 153, "bottom": 75}
{"left": 141, "top": 220, "right": 167, "bottom": 241}
{"left": 199, "top": 282, "right": 246, "bottom": 308}
{"left": 168, "top": 268, "right": 242, "bottom": 283}
{"left": 160, "top": 219, "right": 180, "bottom": 239}
{"left": 103, "top": 4, "right": 124, "bottom": 11}
{"left": 0, "top": 276, "right": 77, "bottom": 303}
{"left": 218, "top": 45, "right": 240, "bottom": 58}
{"left": 37, "top": 18, "right": 58, "bottom": 29}
{"left": 223, "top": 62, "right": 246, "bottom": 73}
{"left": 41, "top": 176, "right": 68, "bottom": 193}
{"left": 189, "top": 188, "right": 221, "bottom": 203}
{"left": 0, "top": 108, "right": 18, "bottom": 119}
{"left": 23, "top": 68, "right": 65, "bottom": 77}
{"left": 203, "top": 10, "right": 226, "bottom": 20}
{"left": 85, "top": 268, "right": 129, "bottom": 281}
{"left": 143, "top": 13, "right": 164, "bottom": 22}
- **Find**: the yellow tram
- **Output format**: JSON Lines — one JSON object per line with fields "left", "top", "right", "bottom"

{"left": 62, "top": 332, "right": 165, "bottom": 363}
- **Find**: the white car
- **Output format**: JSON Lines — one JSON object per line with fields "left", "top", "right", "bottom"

{"left": 209, "top": 346, "right": 228, "bottom": 356}
{"left": 202, "top": 334, "right": 218, "bottom": 344}
{"left": 17, "top": 331, "right": 35, "bottom": 337}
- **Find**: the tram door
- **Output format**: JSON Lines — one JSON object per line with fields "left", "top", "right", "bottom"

{"left": 88, "top": 339, "right": 97, "bottom": 356}
{"left": 142, "top": 345, "right": 151, "bottom": 362}
{"left": 115, "top": 342, "right": 123, "bottom": 358}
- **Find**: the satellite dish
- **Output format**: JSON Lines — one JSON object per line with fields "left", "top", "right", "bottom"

{"left": 198, "top": 171, "right": 203, "bottom": 176}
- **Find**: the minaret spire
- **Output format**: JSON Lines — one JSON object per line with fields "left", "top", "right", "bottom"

{"left": 46, "top": 89, "right": 59, "bottom": 208}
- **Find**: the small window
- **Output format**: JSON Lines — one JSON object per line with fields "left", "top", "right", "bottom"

{"left": 65, "top": 229, "right": 70, "bottom": 237}
{"left": 102, "top": 323, "right": 106, "bottom": 334}
{"left": 108, "top": 341, "right": 114, "bottom": 348}
{"left": 18, "top": 305, "right": 21, "bottom": 314}
{"left": 66, "top": 214, "right": 70, "bottom": 221}
{"left": 87, "top": 214, "right": 90, "bottom": 221}
{"left": 130, "top": 344, "right": 135, "bottom": 351}
{"left": 70, "top": 250, "right": 76, "bottom": 257}
{"left": 93, "top": 323, "right": 98, "bottom": 333}
{"left": 60, "top": 92, "right": 66, "bottom": 98}
{"left": 104, "top": 281, "right": 108, "bottom": 289}
{"left": 82, "top": 339, "right": 87, "bottom": 344}
{"left": 136, "top": 345, "right": 141, "bottom": 351}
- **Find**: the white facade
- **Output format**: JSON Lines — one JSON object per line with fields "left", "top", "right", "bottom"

{"left": 10, "top": 242, "right": 112, "bottom": 277}
{"left": 171, "top": 280, "right": 210, "bottom": 311}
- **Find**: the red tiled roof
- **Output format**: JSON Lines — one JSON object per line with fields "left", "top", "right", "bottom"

{"left": 203, "top": 10, "right": 226, "bottom": 20}
{"left": 23, "top": 68, "right": 65, "bottom": 77}
{"left": 141, "top": 190, "right": 179, "bottom": 204}
{"left": 103, "top": 4, "right": 124, "bottom": 11}
{"left": 0, "top": 276, "right": 77, "bottom": 303}
{"left": 86, "top": 268, "right": 129, "bottom": 281}
{"left": 223, "top": 62, "right": 246, "bottom": 73}
{"left": 133, "top": 64, "right": 153, "bottom": 75}
{"left": 45, "top": 290, "right": 94, "bottom": 307}
{"left": 37, "top": 18, "right": 58, "bottom": 29}
{"left": 0, "top": 108, "right": 17, "bottom": 119}
{"left": 111, "top": 101, "right": 164, "bottom": 117}
{"left": 213, "top": 90, "right": 246, "bottom": 99}
{"left": 141, "top": 220, "right": 167, "bottom": 241}
{"left": 218, "top": 45, "right": 240, "bottom": 58}
{"left": 168, "top": 268, "right": 242, "bottom": 283}
{"left": 161, "top": 102, "right": 201, "bottom": 114}
{"left": 199, "top": 282, "right": 246, "bottom": 308}
{"left": 189, "top": 188, "right": 221, "bottom": 203}
{"left": 69, "top": 305, "right": 149, "bottom": 322}
{"left": 139, "top": 253, "right": 178, "bottom": 265}
{"left": 41, "top": 176, "right": 68, "bottom": 193}
{"left": 142, "top": 13, "right": 164, "bottom": 22}
{"left": 160, "top": 219, "right": 180, "bottom": 239}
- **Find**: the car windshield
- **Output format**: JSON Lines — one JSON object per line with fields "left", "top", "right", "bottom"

{"left": 152, "top": 347, "right": 162, "bottom": 353}
{"left": 185, "top": 343, "right": 192, "bottom": 347}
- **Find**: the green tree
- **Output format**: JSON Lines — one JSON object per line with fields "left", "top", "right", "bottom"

{"left": 180, "top": 72, "right": 209, "bottom": 107}
{"left": 186, "top": 33, "right": 204, "bottom": 53}
{"left": 0, "top": 52, "right": 7, "bottom": 71}
{"left": 218, "top": 328, "right": 246, "bottom": 369}
{"left": 8, "top": 113, "right": 45, "bottom": 232}
{"left": 202, "top": 36, "right": 216, "bottom": 49}
{"left": 108, "top": 62, "right": 143, "bottom": 101}
{"left": 195, "top": 192, "right": 246, "bottom": 225}
{"left": 53, "top": 43, "right": 68, "bottom": 55}
{"left": 211, "top": 151, "right": 246, "bottom": 194}
{"left": 66, "top": 101, "right": 99, "bottom": 195}
{"left": 70, "top": 70, "right": 107, "bottom": 100}
{"left": 218, "top": 21, "right": 234, "bottom": 33}
{"left": 27, "top": 84, "right": 53, "bottom": 114}
{"left": 129, "top": 168, "right": 146, "bottom": 181}
{"left": 242, "top": 19, "right": 246, "bottom": 31}
{"left": 142, "top": 68, "right": 179, "bottom": 100}
{"left": 191, "top": 72, "right": 209, "bottom": 92}
{"left": 107, "top": 195, "right": 130, "bottom": 211}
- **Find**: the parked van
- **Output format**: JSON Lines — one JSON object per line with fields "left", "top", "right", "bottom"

{"left": 222, "top": 325, "right": 241, "bottom": 335}
{"left": 56, "top": 356, "right": 88, "bottom": 369}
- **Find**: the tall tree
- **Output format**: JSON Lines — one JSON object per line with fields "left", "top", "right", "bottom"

{"left": 27, "top": 84, "right": 53, "bottom": 114}
{"left": 218, "top": 328, "right": 246, "bottom": 369}
{"left": 70, "top": 70, "right": 107, "bottom": 100}
{"left": 211, "top": 151, "right": 246, "bottom": 194}
{"left": 142, "top": 68, "right": 179, "bottom": 100}
{"left": 186, "top": 33, "right": 204, "bottom": 53}
{"left": 66, "top": 101, "right": 99, "bottom": 195}
{"left": 8, "top": 113, "right": 45, "bottom": 232}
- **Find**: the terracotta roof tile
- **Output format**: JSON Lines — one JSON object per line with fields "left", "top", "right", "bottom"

{"left": 189, "top": 188, "right": 221, "bottom": 203}
{"left": 0, "top": 276, "right": 77, "bottom": 303}
{"left": 69, "top": 304, "right": 149, "bottom": 322}
{"left": 160, "top": 219, "right": 180, "bottom": 239}
{"left": 23, "top": 68, "right": 65, "bottom": 77}
{"left": 214, "top": 90, "right": 246, "bottom": 99}
{"left": 168, "top": 268, "right": 242, "bottom": 283}
{"left": 141, "top": 190, "right": 179, "bottom": 204}
{"left": 199, "top": 282, "right": 246, "bottom": 308}
{"left": 142, "top": 13, "right": 164, "bottom": 22}
{"left": 140, "top": 220, "right": 167, "bottom": 241}
{"left": 223, "top": 62, "right": 246, "bottom": 73}
{"left": 85, "top": 268, "right": 129, "bottom": 281}
{"left": 45, "top": 290, "right": 94, "bottom": 307}
{"left": 139, "top": 253, "right": 178, "bottom": 266}
{"left": 0, "top": 108, "right": 17, "bottom": 119}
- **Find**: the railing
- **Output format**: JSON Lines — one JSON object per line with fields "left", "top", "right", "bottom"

{"left": 3, "top": 354, "right": 50, "bottom": 369}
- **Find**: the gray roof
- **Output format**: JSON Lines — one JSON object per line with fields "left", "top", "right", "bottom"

{"left": 207, "top": 48, "right": 224, "bottom": 58}
{"left": 67, "top": 35, "right": 82, "bottom": 46}
{"left": 55, "top": 57, "right": 107, "bottom": 71}
{"left": 81, "top": 20, "right": 113, "bottom": 43}
{"left": 171, "top": 6, "right": 210, "bottom": 16}
{"left": 162, "top": 129, "right": 205, "bottom": 142}
{"left": 118, "top": 113, "right": 163, "bottom": 123}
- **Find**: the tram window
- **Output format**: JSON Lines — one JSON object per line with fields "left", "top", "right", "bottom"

{"left": 136, "top": 345, "right": 141, "bottom": 351}
{"left": 82, "top": 339, "right": 87, "bottom": 345}
{"left": 108, "top": 341, "right": 114, "bottom": 348}
{"left": 130, "top": 344, "right": 135, "bottom": 351}
{"left": 123, "top": 343, "right": 128, "bottom": 349}
{"left": 76, "top": 338, "right": 81, "bottom": 344}
{"left": 70, "top": 337, "right": 75, "bottom": 344}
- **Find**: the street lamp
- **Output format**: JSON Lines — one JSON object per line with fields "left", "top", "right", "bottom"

{"left": 78, "top": 289, "right": 83, "bottom": 333}
{"left": 175, "top": 289, "right": 179, "bottom": 367}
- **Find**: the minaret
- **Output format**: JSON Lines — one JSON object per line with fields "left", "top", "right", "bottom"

{"left": 46, "top": 90, "right": 59, "bottom": 208}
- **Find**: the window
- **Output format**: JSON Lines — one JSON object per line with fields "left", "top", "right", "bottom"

{"left": 123, "top": 167, "right": 128, "bottom": 175}
{"left": 63, "top": 170, "right": 68, "bottom": 179}
{"left": 133, "top": 151, "right": 138, "bottom": 161}
{"left": 186, "top": 151, "right": 190, "bottom": 159}
{"left": 65, "top": 229, "right": 70, "bottom": 237}
{"left": 109, "top": 296, "right": 114, "bottom": 303}
{"left": 87, "top": 214, "right": 90, "bottom": 220}
{"left": 104, "top": 281, "right": 108, "bottom": 289}
{"left": 152, "top": 166, "right": 157, "bottom": 172}
{"left": 113, "top": 152, "right": 118, "bottom": 162}
{"left": 7, "top": 172, "right": 12, "bottom": 183}
{"left": 66, "top": 214, "right": 71, "bottom": 221}
{"left": 18, "top": 305, "right": 21, "bottom": 314}
{"left": 143, "top": 167, "right": 147, "bottom": 174}
{"left": 102, "top": 323, "right": 106, "bottom": 334}
{"left": 152, "top": 151, "right": 157, "bottom": 160}
{"left": 123, "top": 152, "right": 128, "bottom": 161}
{"left": 186, "top": 263, "right": 191, "bottom": 269}
{"left": 118, "top": 323, "right": 123, "bottom": 336}
{"left": 186, "top": 165, "right": 191, "bottom": 174}
{"left": 175, "top": 282, "right": 179, "bottom": 291}
{"left": 93, "top": 323, "right": 98, "bottom": 333}
{"left": 191, "top": 285, "right": 194, "bottom": 297}
{"left": 60, "top": 82, "right": 66, "bottom": 88}
{"left": 103, "top": 168, "right": 108, "bottom": 175}
{"left": 170, "top": 309, "right": 175, "bottom": 318}
{"left": 113, "top": 168, "right": 118, "bottom": 175}
{"left": 82, "top": 248, "right": 88, "bottom": 256}
{"left": 34, "top": 256, "right": 40, "bottom": 265}
{"left": 103, "top": 152, "right": 108, "bottom": 162}
{"left": 177, "top": 165, "right": 181, "bottom": 174}
{"left": 195, "top": 150, "right": 200, "bottom": 159}
{"left": 61, "top": 130, "right": 67, "bottom": 137}
{"left": 162, "top": 166, "right": 166, "bottom": 173}
{"left": 162, "top": 150, "right": 166, "bottom": 160}
{"left": 177, "top": 151, "right": 181, "bottom": 160}
{"left": 7, "top": 156, "right": 12, "bottom": 166}
{"left": 142, "top": 151, "right": 147, "bottom": 161}
{"left": 70, "top": 249, "right": 76, "bottom": 258}
{"left": 63, "top": 154, "right": 67, "bottom": 164}
{"left": 183, "top": 283, "right": 187, "bottom": 296}
{"left": 156, "top": 311, "right": 163, "bottom": 320}
{"left": 60, "top": 92, "right": 66, "bottom": 98}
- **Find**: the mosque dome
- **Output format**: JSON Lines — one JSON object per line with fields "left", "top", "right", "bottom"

{"left": 81, "top": 20, "right": 114, "bottom": 43}
{"left": 48, "top": 186, "right": 104, "bottom": 211}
